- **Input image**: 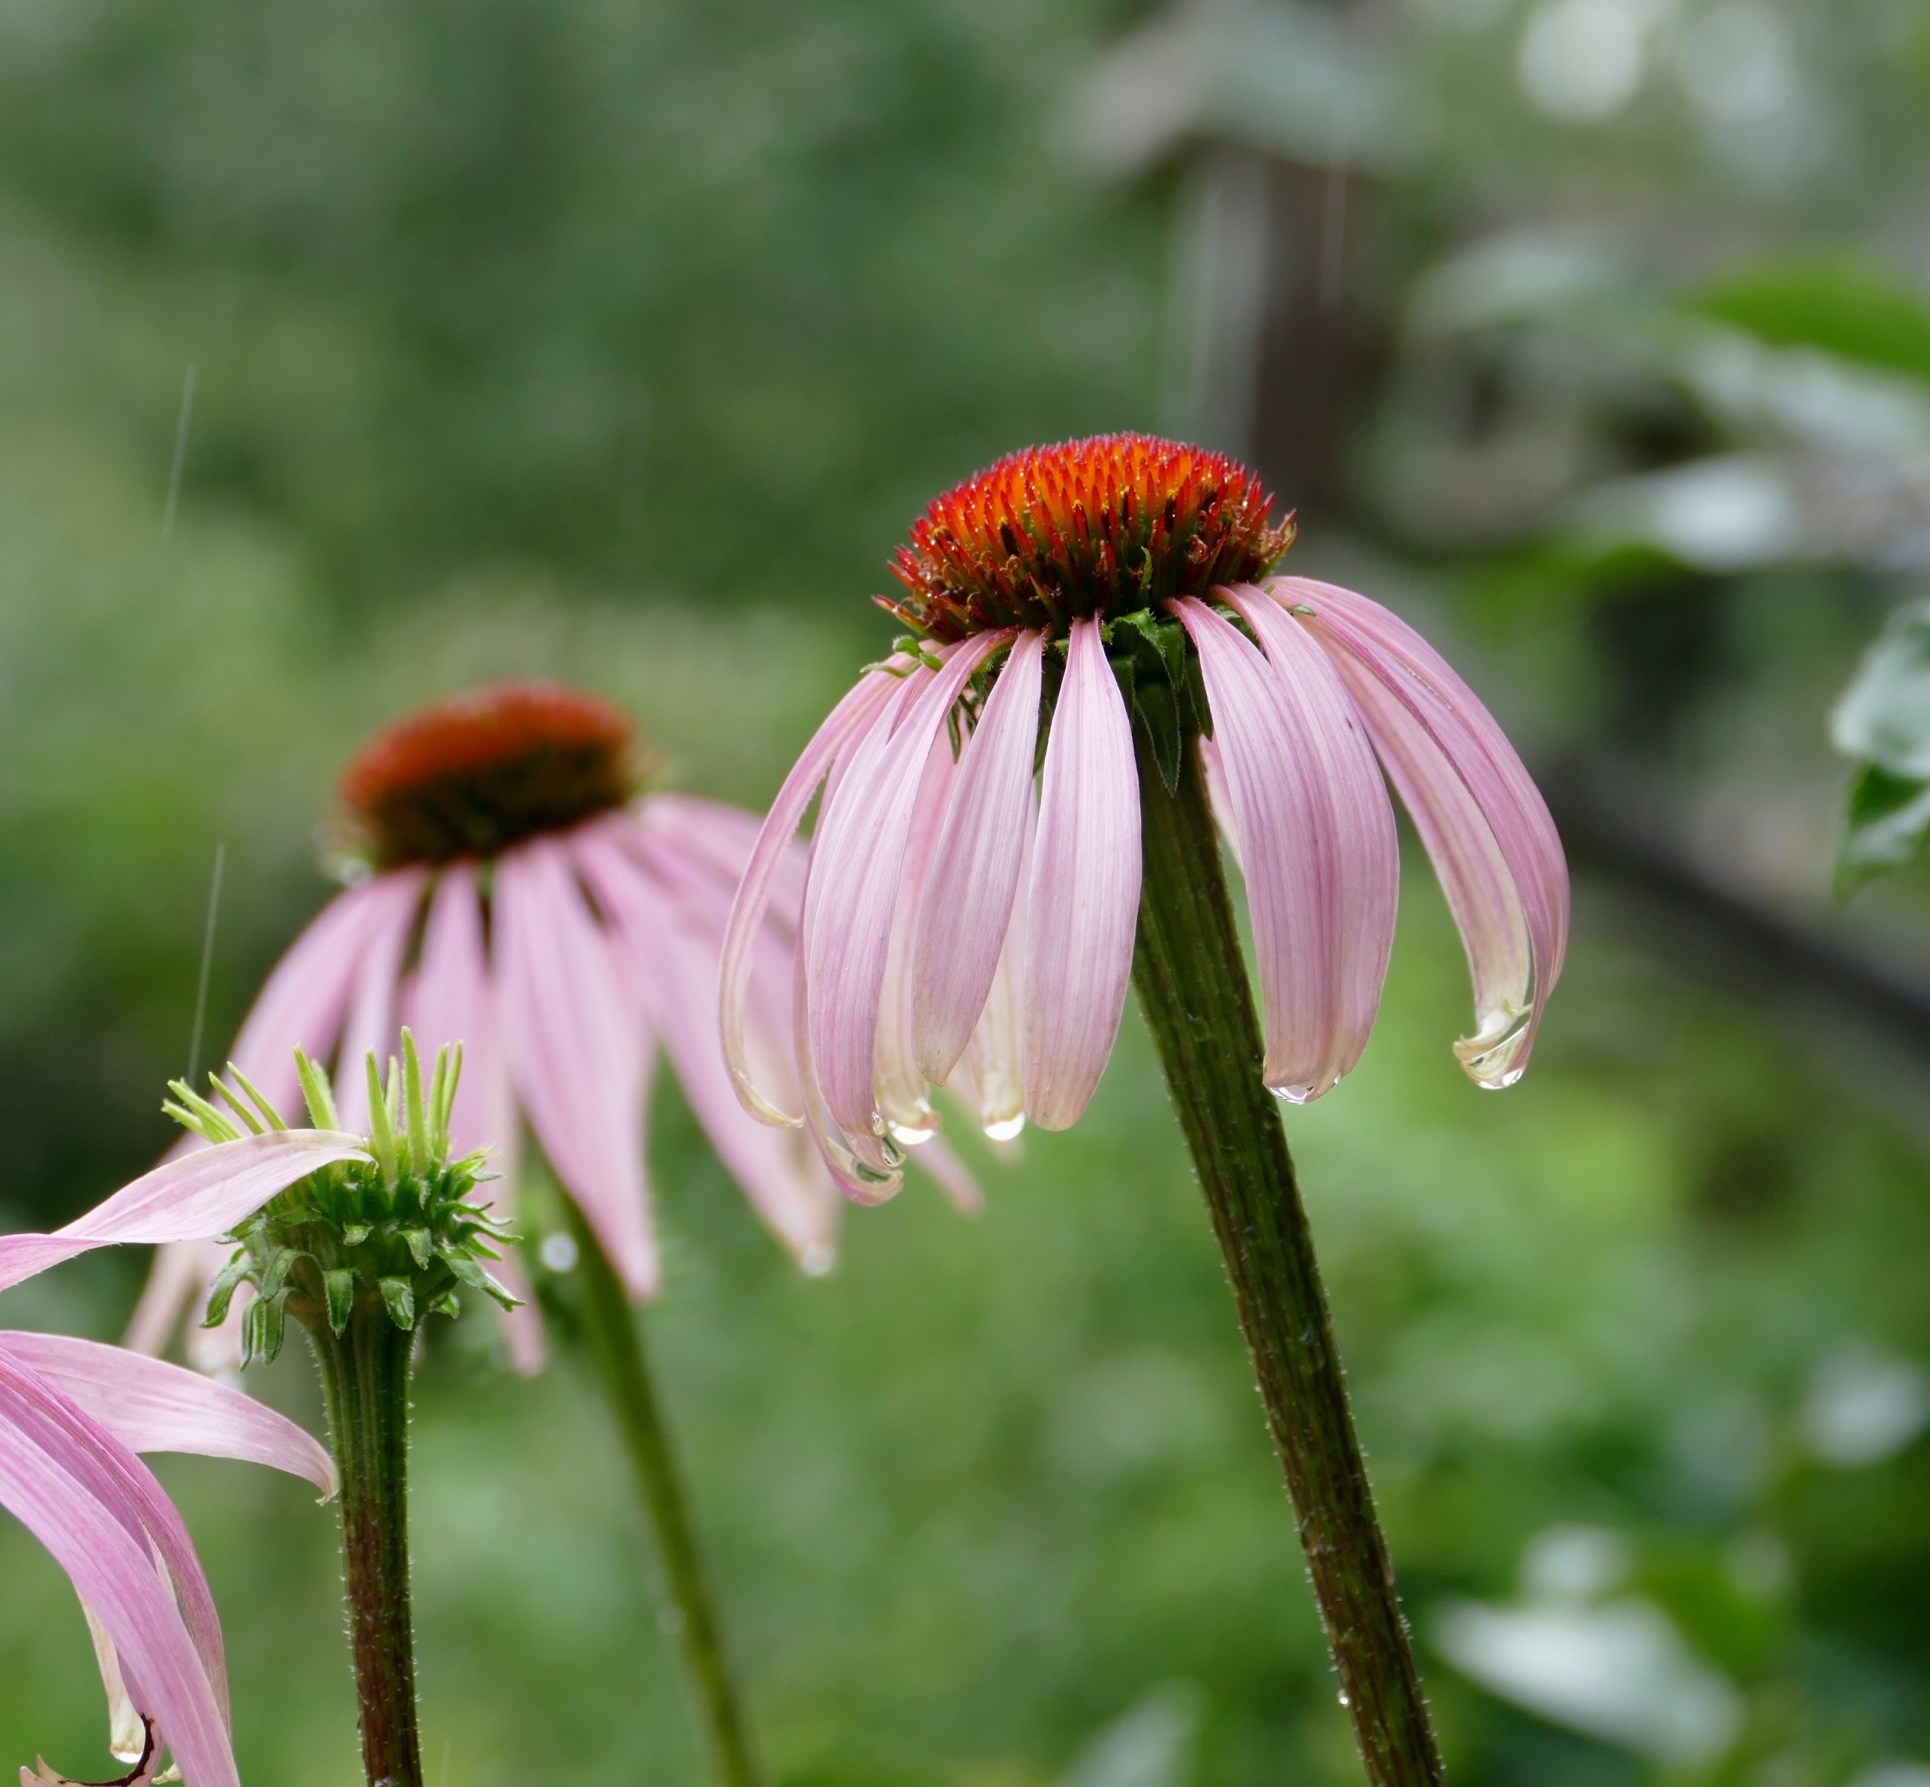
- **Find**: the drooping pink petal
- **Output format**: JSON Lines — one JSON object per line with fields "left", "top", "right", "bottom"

{"left": 0, "top": 1132, "right": 370, "bottom": 1296}
{"left": 872, "top": 729, "right": 959, "bottom": 1144}
{"left": 721, "top": 671, "right": 901, "bottom": 1125}
{"left": 1022, "top": 617, "right": 1141, "bottom": 1129}
{"left": 330, "top": 868, "right": 428, "bottom": 1134}
{"left": 0, "top": 1360, "right": 235, "bottom": 1787}
{"left": 403, "top": 863, "right": 545, "bottom": 1374}
{"left": 495, "top": 837, "right": 656, "bottom": 1298}
{"left": 223, "top": 872, "right": 422, "bottom": 1120}
{"left": 803, "top": 636, "right": 1008, "bottom": 1161}
{"left": 1272, "top": 576, "right": 1569, "bottom": 1086}
{"left": 1197, "top": 734, "right": 1240, "bottom": 864}
{"left": 574, "top": 824, "right": 837, "bottom": 1271}
{"left": 635, "top": 796, "right": 805, "bottom": 937}
{"left": 0, "top": 1335, "right": 335, "bottom": 1497}
{"left": 953, "top": 906, "right": 1026, "bottom": 1139}
{"left": 1222, "top": 589, "right": 1402, "bottom": 1092}
{"left": 913, "top": 630, "right": 1046, "bottom": 1086}
{"left": 1176, "top": 598, "right": 1342, "bottom": 1098}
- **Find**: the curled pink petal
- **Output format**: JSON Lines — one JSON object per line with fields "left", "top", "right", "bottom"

{"left": 913, "top": 630, "right": 1046, "bottom": 1086}
{"left": 0, "top": 1359, "right": 236, "bottom": 1787}
{"left": 721, "top": 671, "right": 900, "bottom": 1125}
{"left": 1219, "top": 589, "right": 1401, "bottom": 1093}
{"left": 1273, "top": 576, "right": 1568, "bottom": 1086}
{"left": 496, "top": 837, "right": 656, "bottom": 1299}
{"left": 0, "top": 1334, "right": 335, "bottom": 1498}
{"left": 803, "top": 636, "right": 1008, "bottom": 1161}
{"left": 1022, "top": 617, "right": 1141, "bottom": 1129}
{"left": 0, "top": 1131, "right": 370, "bottom": 1296}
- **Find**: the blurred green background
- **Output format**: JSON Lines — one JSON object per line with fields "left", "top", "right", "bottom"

{"left": 5, "top": 0, "right": 1930, "bottom": 1782}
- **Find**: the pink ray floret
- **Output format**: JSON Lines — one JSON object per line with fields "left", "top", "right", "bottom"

{"left": 0, "top": 1132, "right": 360, "bottom": 1786}
{"left": 722, "top": 434, "right": 1569, "bottom": 1191}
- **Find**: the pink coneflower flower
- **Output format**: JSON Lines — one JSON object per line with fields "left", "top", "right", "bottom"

{"left": 0, "top": 1132, "right": 360, "bottom": 1787}
{"left": 722, "top": 432, "right": 1567, "bottom": 1193}
{"left": 133, "top": 682, "right": 977, "bottom": 1374}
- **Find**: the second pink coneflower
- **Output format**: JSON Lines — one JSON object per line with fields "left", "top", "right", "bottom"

{"left": 723, "top": 433, "right": 1569, "bottom": 1787}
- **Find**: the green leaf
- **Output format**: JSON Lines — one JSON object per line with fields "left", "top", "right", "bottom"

{"left": 378, "top": 1277, "right": 416, "bottom": 1330}
{"left": 324, "top": 1269, "right": 356, "bottom": 1336}
{"left": 342, "top": 1223, "right": 372, "bottom": 1247}
{"left": 1838, "top": 763, "right": 1930, "bottom": 891}
{"left": 403, "top": 1229, "right": 433, "bottom": 1269}
{"left": 1688, "top": 255, "right": 1930, "bottom": 386}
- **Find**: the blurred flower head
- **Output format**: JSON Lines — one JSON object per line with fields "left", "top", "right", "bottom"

{"left": 722, "top": 433, "right": 1569, "bottom": 1197}
{"left": 134, "top": 681, "right": 977, "bottom": 1376}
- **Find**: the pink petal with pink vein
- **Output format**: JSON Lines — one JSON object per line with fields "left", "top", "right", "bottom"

{"left": 0, "top": 1334, "right": 335, "bottom": 1497}
{"left": 874, "top": 729, "right": 958, "bottom": 1142}
{"left": 803, "top": 636, "right": 1007, "bottom": 1160}
{"left": 1271, "top": 576, "right": 1569, "bottom": 1086}
{"left": 495, "top": 838, "right": 657, "bottom": 1298}
{"left": 0, "top": 1131, "right": 369, "bottom": 1296}
{"left": 722, "top": 671, "right": 901, "bottom": 1125}
{"left": 914, "top": 629, "right": 1045, "bottom": 1087}
{"left": 1022, "top": 617, "right": 1141, "bottom": 1130}
{"left": 0, "top": 1359, "right": 235, "bottom": 1787}
{"left": 1223, "top": 588, "right": 1401, "bottom": 1093}
{"left": 574, "top": 824, "right": 836, "bottom": 1269}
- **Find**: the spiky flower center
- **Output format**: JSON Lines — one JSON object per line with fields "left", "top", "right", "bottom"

{"left": 879, "top": 433, "right": 1293, "bottom": 643}
{"left": 339, "top": 681, "right": 639, "bottom": 867}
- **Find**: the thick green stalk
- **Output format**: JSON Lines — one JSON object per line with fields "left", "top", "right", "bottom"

{"left": 306, "top": 1302, "right": 424, "bottom": 1787}
{"left": 1130, "top": 726, "right": 1444, "bottom": 1786}
{"left": 562, "top": 1197, "right": 764, "bottom": 1787}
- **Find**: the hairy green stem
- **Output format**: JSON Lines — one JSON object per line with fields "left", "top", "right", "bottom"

{"left": 1130, "top": 727, "right": 1445, "bottom": 1786}
{"left": 563, "top": 1197, "right": 765, "bottom": 1787}
{"left": 306, "top": 1302, "right": 424, "bottom": 1787}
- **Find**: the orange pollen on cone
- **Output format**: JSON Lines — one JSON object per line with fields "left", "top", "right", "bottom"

{"left": 878, "top": 432, "right": 1294, "bottom": 643}
{"left": 338, "top": 680, "right": 638, "bottom": 867}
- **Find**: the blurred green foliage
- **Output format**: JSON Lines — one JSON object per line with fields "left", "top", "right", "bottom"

{"left": 1, "top": 0, "right": 1929, "bottom": 1783}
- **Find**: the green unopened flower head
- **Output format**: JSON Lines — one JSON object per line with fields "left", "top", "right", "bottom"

{"left": 165, "top": 1032, "right": 520, "bottom": 1365}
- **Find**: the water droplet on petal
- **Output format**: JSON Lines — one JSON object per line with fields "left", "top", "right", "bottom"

{"left": 984, "top": 1114, "right": 1026, "bottom": 1141}
{"left": 540, "top": 1232, "right": 579, "bottom": 1273}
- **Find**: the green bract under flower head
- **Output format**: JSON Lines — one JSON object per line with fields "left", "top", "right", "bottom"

{"left": 166, "top": 1036, "right": 520, "bottom": 1365}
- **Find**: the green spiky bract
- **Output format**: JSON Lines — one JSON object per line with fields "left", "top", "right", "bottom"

{"left": 166, "top": 1035, "right": 519, "bottom": 1367}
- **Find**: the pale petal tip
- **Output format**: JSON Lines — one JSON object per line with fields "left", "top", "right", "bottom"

{"left": 731, "top": 1069, "right": 805, "bottom": 1130}
{"left": 1454, "top": 1002, "right": 1534, "bottom": 1089}
{"left": 799, "top": 1242, "right": 836, "bottom": 1278}
{"left": 983, "top": 1114, "right": 1025, "bottom": 1142}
